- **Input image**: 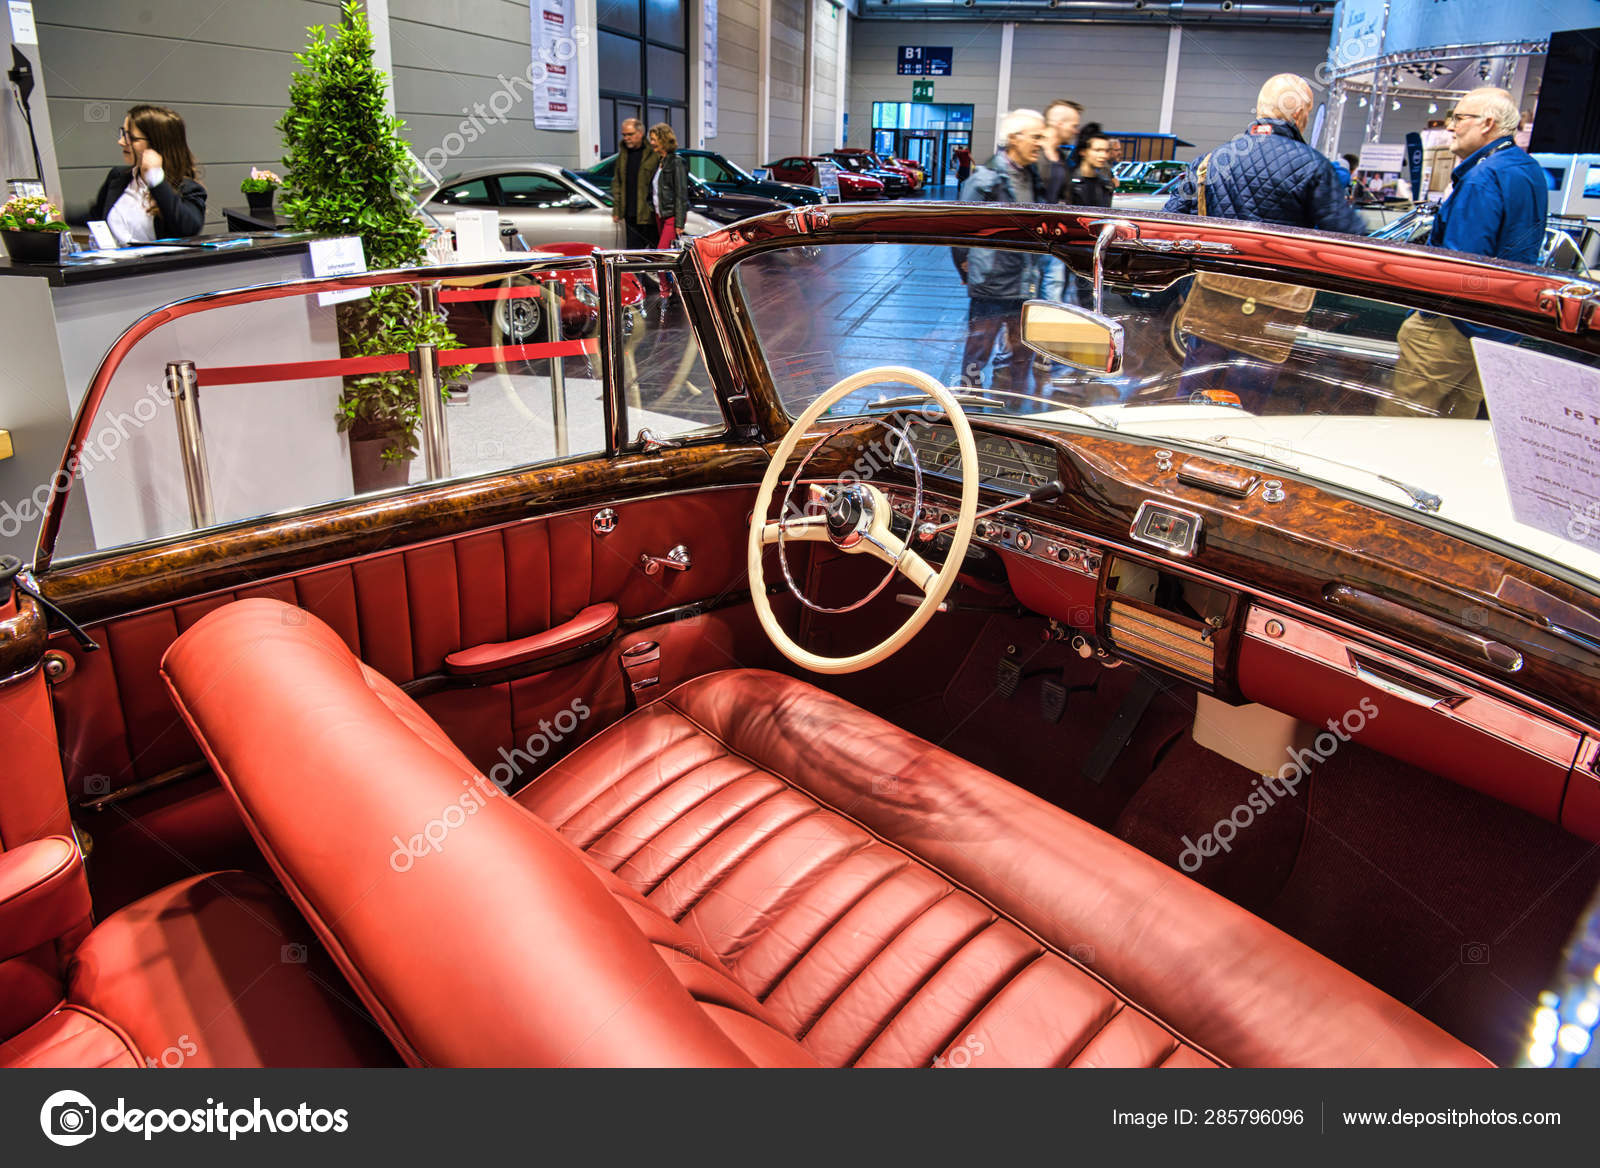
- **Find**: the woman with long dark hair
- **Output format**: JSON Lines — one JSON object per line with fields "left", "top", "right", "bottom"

{"left": 1067, "top": 125, "right": 1115, "bottom": 210}
{"left": 91, "top": 104, "right": 206, "bottom": 243}
{"left": 648, "top": 122, "right": 688, "bottom": 296}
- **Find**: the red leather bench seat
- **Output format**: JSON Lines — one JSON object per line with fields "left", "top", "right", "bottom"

{"left": 162, "top": 599, "right": 1489, "bottom": 1068}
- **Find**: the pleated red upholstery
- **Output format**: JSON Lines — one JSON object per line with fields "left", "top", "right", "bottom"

{"left": 519, "top": 669, "right": 1491, "bottom": 1069}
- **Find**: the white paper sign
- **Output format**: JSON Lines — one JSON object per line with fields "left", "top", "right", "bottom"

{"left": 309, "top": 235, "right": 369, "bottom": 306}
{"left": 1475, "top": 337, "right": 1600, "bottom": 549}
{"left": 814, "top": 160, "right": 841, "bottom": 198}
{"left": 704, "top": 0, "right": 718, "bottom": 141}
{"left": 8, "top": 2, "right": 36, "bottom": 44}
{"left": 450, "top": 209, "right": 501, "bottom": 261}
{"left": 87, "top": 220, "right": 117, "bottom": 250}
{"left": 533, "top": 0, "right": 578, "bottom": 132}
{"left": 1357, "top": 142, "right": 1406, "bottom": 173}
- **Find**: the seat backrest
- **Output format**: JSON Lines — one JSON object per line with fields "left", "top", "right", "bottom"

{"left": 161, "top": 599, "right": 813, "bottom": 1067}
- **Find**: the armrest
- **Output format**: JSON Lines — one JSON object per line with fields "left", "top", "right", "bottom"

{"left": 444, "top": 602, "right": 619, "bottom": 677}
{"left": 0, "top": 836, "right": 92, "bottom": 963}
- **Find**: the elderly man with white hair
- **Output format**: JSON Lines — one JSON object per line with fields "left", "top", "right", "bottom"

{"left": 1382, "top": 86, "right": 1548, "bottom": 417}
{"left": 951, "top": 108, "right": 1050, "bottom": 392}
{"left": 1164, "top": 73, "right": 1359, "bottom": 232}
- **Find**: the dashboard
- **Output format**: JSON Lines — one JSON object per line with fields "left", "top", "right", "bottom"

{"left": 892, "top": 421, "right": 1057, "bottom": 495}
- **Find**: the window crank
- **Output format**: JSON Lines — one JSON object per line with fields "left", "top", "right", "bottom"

{"left": 640, "top": 545, "right": 692, "bottom": 575}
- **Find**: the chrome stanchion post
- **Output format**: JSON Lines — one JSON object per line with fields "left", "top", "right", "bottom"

{"left": 412, "top": 342, "right": 451, "bottom": 481}
{"left": 164, "top": 360, "right": 216, "bottom": 529}
{"left": 544, "top": 279, "right": 569, "bottom": 458}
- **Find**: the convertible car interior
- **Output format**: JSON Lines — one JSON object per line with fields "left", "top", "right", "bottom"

{"left": 2, "top": 204, "right": 1598, "bottom": 1068}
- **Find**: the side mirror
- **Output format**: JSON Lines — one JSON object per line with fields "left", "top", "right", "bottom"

{"left": 1019, "top": 299, "right": 1124, "bottom": 375}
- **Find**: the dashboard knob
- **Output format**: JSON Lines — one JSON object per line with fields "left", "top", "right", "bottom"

{"left": 1015, "top": 529, "right": 1033, "bottom": 552}
{"left": 977, "top": 520, "right": 998, "bottom": 540}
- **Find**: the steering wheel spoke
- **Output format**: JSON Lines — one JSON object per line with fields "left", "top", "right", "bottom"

{"left": 759, "top": 513, "right": 830, "bottom": 546}
{"left": 862, "top": 532, "right": 938, "bottom": 594}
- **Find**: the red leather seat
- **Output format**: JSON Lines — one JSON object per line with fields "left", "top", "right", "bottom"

{"left": 162, "top": 599, "right": 1489, "bottom": 1067}
{"left": 1, "top": 868, "right": 399, "bottom": 1068}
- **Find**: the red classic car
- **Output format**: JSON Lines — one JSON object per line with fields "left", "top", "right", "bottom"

{"left": 835, "top": 147, "right": 923, "bottom": 191}
{"left": 441, "top": 241, "right": 648, "bottom": 347}
{"left": 764, "top": 155, "right": 886, "bottom": 200}
{"left": 4, "top": 202, "right": 1600, "bottom": 1082}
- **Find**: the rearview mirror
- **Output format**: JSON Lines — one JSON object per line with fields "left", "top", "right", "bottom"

{"left": 1020, "top": 300, "right": 1124, "bottom": 375}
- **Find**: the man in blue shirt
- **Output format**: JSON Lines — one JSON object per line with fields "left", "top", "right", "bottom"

{"left": 1384, "top": 87, "right": 1548, "bottom": 417}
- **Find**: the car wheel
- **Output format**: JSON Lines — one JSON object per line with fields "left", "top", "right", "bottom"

{"left": 491, "top": 282, "right": 549, "bottom": 346}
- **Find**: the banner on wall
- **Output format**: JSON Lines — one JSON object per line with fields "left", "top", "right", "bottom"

{"left": 533, "top": 0, "right": 578, "bottom": 132}
{"left": 704, "top": 0, "right": 718, "bottom": 140}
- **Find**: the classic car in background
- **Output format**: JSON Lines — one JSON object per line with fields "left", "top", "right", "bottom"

{"left": 825, "top": 150, "right": 912, "bottom": 196}
{"left": 835, "top": 147, "right": 923, "bottom": 191}
{"left": 765, "top": 154, "right": 885, "bottom": 198}
{"left": 584, "top": 151, "right": 819, "bottom": 213}
{"left": 4, "top": 202, "right": 1600, "bottom": 1072}
{"left": 424, "top": 163, "right": 719, "bottom": 250}
{"left": 1115, "top": 159, "right": 1187, "bottom": 193}
{"left": 441, "top": 241, "right": 648, "bottom": 346}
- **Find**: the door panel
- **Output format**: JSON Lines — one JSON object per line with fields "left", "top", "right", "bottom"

{"left": 46, "top": 486, "right": 762, "bottom": 805}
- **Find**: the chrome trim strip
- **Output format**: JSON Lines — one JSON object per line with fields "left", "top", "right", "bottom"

{"left": 1244, "top": 607, "right": 1583, "bottom": 770}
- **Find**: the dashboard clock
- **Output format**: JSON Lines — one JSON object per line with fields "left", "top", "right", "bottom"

{"left": 1130, "top": 501, "right": 1203, "bottom": 557}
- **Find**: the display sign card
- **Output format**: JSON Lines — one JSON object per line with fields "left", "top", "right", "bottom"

{"left": 8, "top": 2, "right": 36, "bottom": 44}
{"left": 450, "top": 209, "right": 501, "bottom": 261}
{"left": 1475, "top": 337, "right": 1600, "bottom": 549}
{"left": 1357, "top": 142, "right": 1407, "bottom": 173}
{"left": 309, "top": 235, "right": 369, "bottom": 307}
{"left": 86, "top": 220, "right": 117, "bottom": 250}
{"left": 897, "top": 46, "right": 952, "bottom": 76}
{"left": 814, "top": 161, "right": 841, "bottom": 199}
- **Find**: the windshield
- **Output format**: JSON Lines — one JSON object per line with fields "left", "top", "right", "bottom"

{"left": 731, "top": 239, "right": 1600, "bottom": 585}
{"left": 830, "top": 155, "right": 870, "bottom": 173}
{"left": 563, "top": 169, "right": 609, "bottom": 205}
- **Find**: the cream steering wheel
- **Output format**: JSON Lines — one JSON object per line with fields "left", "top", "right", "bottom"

{"left": 747, "top": 366, "right": 979, "bottom": 674}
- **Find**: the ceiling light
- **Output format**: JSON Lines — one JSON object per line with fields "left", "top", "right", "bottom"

{"left": 1392, "top": 99, "right": 1401, "bottom": 110}
{"left": 1429, "top": 102, "right": 1438, "bottom": 113}
{"left": 1358, "top": 96, "right": 1367, "bottom": 107}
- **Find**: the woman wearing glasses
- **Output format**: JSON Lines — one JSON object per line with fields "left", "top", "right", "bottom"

{"left": 89, "top": 105, "right": 207, "bottom": 244}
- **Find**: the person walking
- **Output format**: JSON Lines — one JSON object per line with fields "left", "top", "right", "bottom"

{"left": 1032, "top": 99, "right": 1083, "bottom": 309}
{"left": 952, "top": 144, "right": 973, "bottom": 186}
{"left": 648, "top": 123, "right": 689, "bottom": 297}
{"left": 1068, "top": 127, "right": 1116, "bottom": 308}
{"left": 953, "top": 109, "right": 1048, "bottom": 394}
{"left": 1381, "top": 86, "right": 1548, "bottom": 417}
{"left": 1164, "top": 75, "right": 1361, "bottom": 407}
{"left": 609, "top": 117, "right": 660, "bottom": 251}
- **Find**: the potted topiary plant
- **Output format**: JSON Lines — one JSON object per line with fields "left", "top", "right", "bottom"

{"left": 0, "top": 193, "right": 68, "bottom": 263}
{"left": 276, "top": 2, "right": 466, "bottom": 491}
{"left": 240, "top": 168, "right": 281, "bottom": 215}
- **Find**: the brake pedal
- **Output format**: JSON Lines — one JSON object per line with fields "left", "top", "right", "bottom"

{"left": 1040, "top": 678, "right": 1067, "bottom": 723}
{"left": 996, "top": 654, "right": 1022, "bottom": 699}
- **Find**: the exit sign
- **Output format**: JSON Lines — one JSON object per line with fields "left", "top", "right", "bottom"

{"left": 912, "top": 79, "right": 934, "bottom": 103}
{"left": 898, "top": 46, "right": 952, "bottom": 76}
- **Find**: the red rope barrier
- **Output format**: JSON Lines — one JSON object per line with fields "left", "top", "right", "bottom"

{"left": 194, "top": 337, "right": 599, "bottom": 388}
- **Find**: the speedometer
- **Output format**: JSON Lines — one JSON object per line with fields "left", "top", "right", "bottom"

{"left": 894, "top": 422, "right": 1057, "bottom": 494}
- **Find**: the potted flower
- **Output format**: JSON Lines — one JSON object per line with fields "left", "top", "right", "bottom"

{"left": 241, "top": 168, "right": 282, "bottom": 215}
{"left": 0, "top": 193, "right": 68, "bottom": 264}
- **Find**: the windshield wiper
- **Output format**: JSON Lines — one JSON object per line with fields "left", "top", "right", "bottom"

{"left": 862, "top": 389, "right": 1119, "bottom": 431}
{"left": 1191, "top": 434, "right": 1442, "bottom": 513}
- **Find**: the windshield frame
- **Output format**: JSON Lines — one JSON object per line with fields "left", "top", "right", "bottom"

{"left": 699, "top": 204, "right": 1600, "bottom": 593}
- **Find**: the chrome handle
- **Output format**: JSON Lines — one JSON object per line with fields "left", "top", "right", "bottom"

{"left": 1348, "top": 651, "right": 1465, "bottom": 710}
{"left": 641, "top": 545, "right": 691, "bottom": 575}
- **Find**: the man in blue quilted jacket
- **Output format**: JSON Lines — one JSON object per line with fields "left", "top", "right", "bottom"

{"left": 1165, "top": 75, "right": 1357, "bottom": 407}
{"left": 1164, "top": 74, "right": 1360, "bottom": 234}
{"left": 1380, "top": 87, "right": 1548, "bottom": 417}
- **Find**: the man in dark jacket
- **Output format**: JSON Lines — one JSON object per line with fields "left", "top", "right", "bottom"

{"left": 1165, "top": 75, "right": 1358, "bottom": 406}
{"left": 1164, "top": 74, "right": 1360, "bottom": 234}
{"left": 1382, "top": 86, "right": 1548, "bottom": 417}
{"left": 609, "top": 118, "right": 660, "bottom": 250}
{"left": 953, "top": 109, "right": 1048, "bottom": 392}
